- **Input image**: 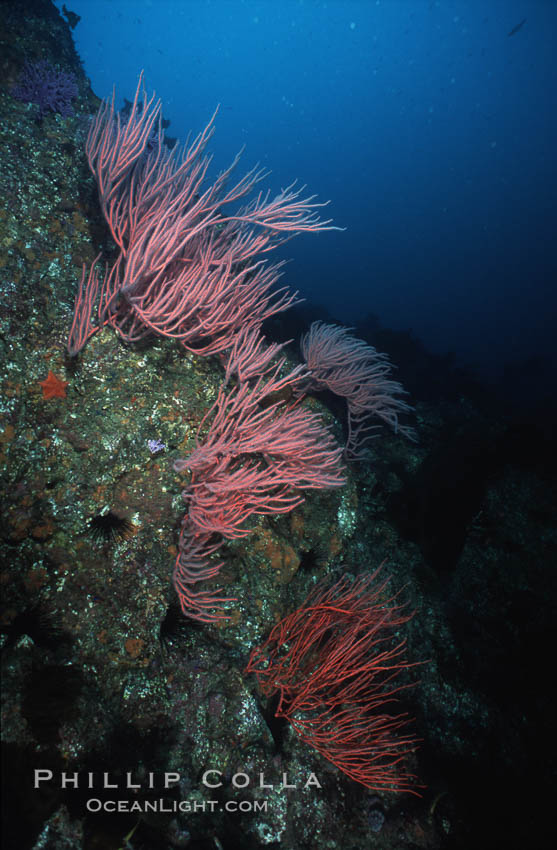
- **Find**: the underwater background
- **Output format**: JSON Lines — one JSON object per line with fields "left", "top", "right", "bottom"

{"left": 1, "top": 2, "right": 556, "bottom": 850}
{"left": 53, "top": 0, "right": 557, "bottom": 396}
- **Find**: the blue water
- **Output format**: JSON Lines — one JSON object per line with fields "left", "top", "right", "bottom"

{"left": 55, "top": 0, "right": 556, "bottom": 384}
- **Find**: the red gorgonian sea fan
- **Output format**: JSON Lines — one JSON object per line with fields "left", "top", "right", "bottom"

{"left": 245, "top": 570, "right": 422, "bottom": 793}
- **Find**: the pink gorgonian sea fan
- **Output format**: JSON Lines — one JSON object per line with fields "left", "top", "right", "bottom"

{"left": 173, "top": 334, "right": 346, "bottom": 622}
{"left": 68, "top": 72, "right": 342, "bottom": 357}
{"left": 301, "top": 321, "right": 416, "bottom": 459}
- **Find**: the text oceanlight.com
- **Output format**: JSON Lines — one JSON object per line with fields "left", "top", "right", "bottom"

{"left": 86, "top": 798, "right": 269, "bottom": 814}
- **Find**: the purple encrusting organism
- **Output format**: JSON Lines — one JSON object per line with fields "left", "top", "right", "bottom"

{"left": 365, "top": 795, "right": 385, "bottom": 833}
{"left": 368, "top": 807, "right": 385, "bottom": 833}
{"left": 12, "top": 60, "right": 78, "bottom": 118}
{"left": 147, "top": 439, "right": 165, "bottom": 454}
